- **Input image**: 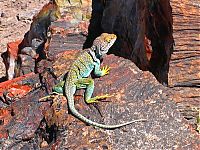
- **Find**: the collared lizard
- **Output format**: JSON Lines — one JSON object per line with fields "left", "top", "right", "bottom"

{"left": 64, "top": 33, "right": 146, "bottom": 129}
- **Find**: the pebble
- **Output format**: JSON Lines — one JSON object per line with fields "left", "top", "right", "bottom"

{"left": 40, "top": 140, "right": 48, "bottom": 148}
{"left": 1, "top": 12, "right": 6, "bottom": 18}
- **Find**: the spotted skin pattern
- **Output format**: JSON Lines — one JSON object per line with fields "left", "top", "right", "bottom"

{"left": 64, "top": 33, "right": 146, "bottom": 129}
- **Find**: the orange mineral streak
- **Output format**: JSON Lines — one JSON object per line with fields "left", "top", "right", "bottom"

{"left": 7, "top": 40, "right": 22, "bottom": 60}
{"left": 0, "top": 73, "right": 34, "bottom": 96}
{"left": 6, "top": 84, "right": 32, "bottom": 99}
{"left": 144, "top": 36, "right": 152, "bottom": 61}
{"left": 0, "top": 108, "right": 11, "bottom": 139}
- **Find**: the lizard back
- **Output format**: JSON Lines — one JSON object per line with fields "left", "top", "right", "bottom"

{"left": 66, "top": 49, "right": 95, "bottom": 84}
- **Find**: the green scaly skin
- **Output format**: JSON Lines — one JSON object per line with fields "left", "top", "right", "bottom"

{"left": 64, "top": 33, "right": 146, "bottom": 129}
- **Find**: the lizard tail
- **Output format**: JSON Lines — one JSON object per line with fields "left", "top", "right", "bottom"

{"left": 68, "top": 97, "right": 146, "bottom": 129}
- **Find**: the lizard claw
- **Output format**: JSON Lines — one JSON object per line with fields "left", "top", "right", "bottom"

{"left": 101, "top": 66, "right": 110, "bottom": 76}
{"left": 96, "top": 94, "right": 112, "bottom": 100}
{"left": 99, "top": 94, "right": 113, "bottom": 99}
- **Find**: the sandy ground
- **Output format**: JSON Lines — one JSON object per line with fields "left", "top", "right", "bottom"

{"left": 0, "top": 0, "right": 49, "bottom": 78}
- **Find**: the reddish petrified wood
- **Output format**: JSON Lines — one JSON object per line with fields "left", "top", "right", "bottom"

{"left": 0, "top": 71, "right": 55, "bottom": 142}
{"left": 1, "top": 48, "right": 199, "bottom": 149}
{"left": 0, "top": 73, "right": 34, "bottom": 97}
{"left": 0, "top": 0, "right": 199, "bottom": 149}
{"left": 169, "top": 0, "right": 200, "bottom": 125}
{"left": 170, "top": 0, "right": 200, "bottom": 86}
{"left": 0, "top": 108, "right": 11, "bottom": 139}
{"left": 45, "top": 52, "right": 200, "bottom": 149}
{"left": 1, "top": 40, "right": 22, "bottom": 80}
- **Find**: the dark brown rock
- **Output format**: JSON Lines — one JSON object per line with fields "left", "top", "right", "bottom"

{"left": 47, "top": 33, "right": 86, "bottom": 60}
{"left": 44, "top": 52, "right": 199, "bottom": 149}
{"left": 10, "top": 1, "right": 62, "bottom": 79}
{"left": 1, "top": 0, "right": 200, "bottom": 149}
{"left": 2, "top": 33, "right": 199, "bottom": 148}
{"left": 6, "top": 93, "right": 50, "bottom": 140}
{"left": 18, "top": 1, "right": 61, "bottom": 51}
{"left": 84, "top": 0, "right": 174, "bottom": 85}
{"left": 0, "top": 72, "right": 55, "bottom": 142}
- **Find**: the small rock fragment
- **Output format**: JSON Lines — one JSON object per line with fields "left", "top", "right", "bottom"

{"left": 40, "top": 140, "right": 48, "bottom": 148}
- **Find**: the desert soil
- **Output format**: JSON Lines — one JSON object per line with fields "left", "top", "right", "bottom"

{"left": 0, "top": 0, "right": 49, "bottom": 78}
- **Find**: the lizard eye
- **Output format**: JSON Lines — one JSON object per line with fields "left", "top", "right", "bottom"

{"left": 105, "top": 37, "right": 111, "bottom": 43}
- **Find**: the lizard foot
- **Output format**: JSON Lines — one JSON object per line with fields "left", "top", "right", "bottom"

{"left": 101, "top": 66, "right": 110, "bottom": 76}
{"left": 86, "top": 94, "right": 113, "bottom": 104}
{"left": 39, "top": 92, "right": 63, "bottom": 102}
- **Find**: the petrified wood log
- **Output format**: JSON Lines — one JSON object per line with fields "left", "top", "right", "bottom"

{"left": 2, "top": 0, "right": 90, "bottom": 80}
{"left": 168, "top": 0, "right": 200, "bottom": 125}
{"left": 0, "top": 0, "right": 199, "bottom": 149}
{"left": 0, "top": 47, "right": 199, "bottom": 149}
{"left": 170, "top": 0, "right": 200, "bottom": 86}
{"left": 0, "top": 73, "right": 51, "bottom": 140}
{"left": 45, "top": 50, "right": 200, "bottom": 149}
{"left": 1, "top": 1, "right": 62, "bottom": 80}
{"left": 84, "top": 0, "right": 174, "bottom": 85}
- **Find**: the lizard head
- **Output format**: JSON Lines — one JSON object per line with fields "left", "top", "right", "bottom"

{"left": 92, "top": 33, "right": 117, "bottom": 57}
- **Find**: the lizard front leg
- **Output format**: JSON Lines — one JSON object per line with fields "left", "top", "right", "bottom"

{"left": 93, "top": 61, "right": 110, "bottom": 77}
{"left": 75, "top": 78, "right": 112, "bottom": 104}
{"left": 39, "top": 81, "right": 65, "bottom": 101}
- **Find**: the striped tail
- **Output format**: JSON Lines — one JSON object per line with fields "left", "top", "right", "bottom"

{"left": 67, "top": 96, "right": 146, "bottom": 129}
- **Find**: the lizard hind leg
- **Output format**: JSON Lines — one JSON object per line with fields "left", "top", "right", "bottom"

{"left": 86, "top": 94, "right": 113, "bottom": 104}
{"left": 75, "top": 78, "right": 112, "bottom": 104}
